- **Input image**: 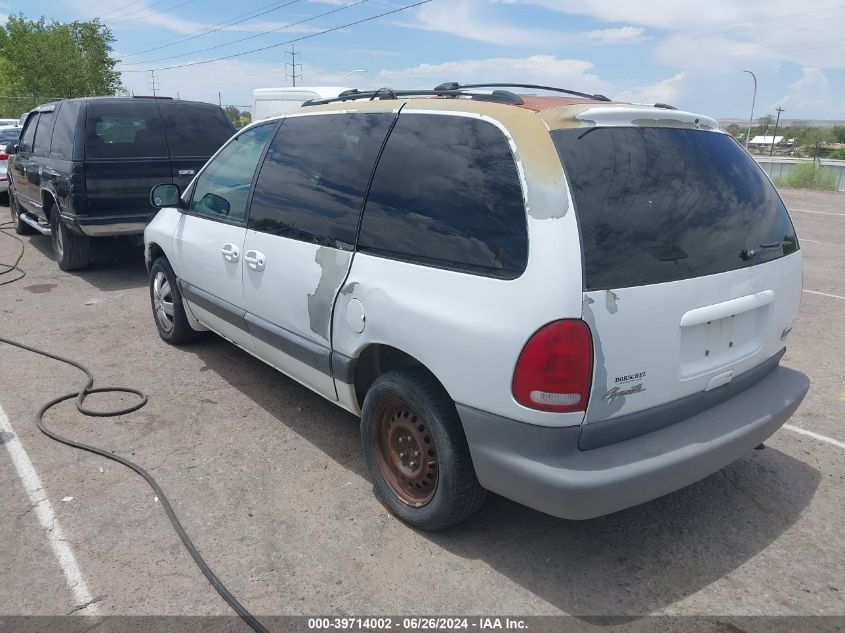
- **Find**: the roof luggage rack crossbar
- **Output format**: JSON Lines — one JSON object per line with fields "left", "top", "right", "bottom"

{"left": 434, "top": 82, "right": 612, "bottom": 102}
{"left": 302, "top": 86, "right": 525, "bottom": 107}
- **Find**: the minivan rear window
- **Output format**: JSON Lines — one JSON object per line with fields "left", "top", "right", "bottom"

{"left": 553, "top": 127, "right": 798, "bottom": 290}
{"left": 85, "top": 101, "right": 167, "bottom": 159}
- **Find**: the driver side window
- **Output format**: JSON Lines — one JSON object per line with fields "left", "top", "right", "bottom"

{"left": 190, "top": 122, "right": 274, "bottom": 222}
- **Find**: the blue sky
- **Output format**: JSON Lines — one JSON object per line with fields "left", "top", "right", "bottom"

{"left": 4, "top": 0, "right": 845, "bottom": 120}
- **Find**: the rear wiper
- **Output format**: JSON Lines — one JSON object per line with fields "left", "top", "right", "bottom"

{"left": 740, "top": 241, "right": 784, "bottom": 260}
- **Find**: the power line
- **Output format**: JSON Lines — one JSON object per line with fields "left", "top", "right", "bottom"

{"left": 120, "top": 0, "right": 303, "bottom": 57}
{"left": 119, "top": 0, "right": 432, "bottom": 73}
{"left": 108, "top": 0, "right": 201, "bottom": 26}
{"left": 87, "top": 0, "right": 149, "bottom": 21}
{"left": 99, "top": 0, "right": 174, "bottom": 24}
{"left": 128, "top": 0, "right": 371, "bottom": 65}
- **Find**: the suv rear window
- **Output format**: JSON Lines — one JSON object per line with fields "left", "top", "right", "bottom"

{"left": 85, "top": 101, "right": 167, "bottom": 159}
{"left": 553, "top": 127, "right": 798, "bottom": 290}
{"left": 159, "top": 101, "right": 233, "bottom": 157}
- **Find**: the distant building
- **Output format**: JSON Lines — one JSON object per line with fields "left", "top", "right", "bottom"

{"left": 749, "top": 135, "right": 784, "bottom": 145}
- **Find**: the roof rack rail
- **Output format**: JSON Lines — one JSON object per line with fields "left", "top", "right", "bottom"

{"left": 434, "top": 82, "right": 612, "bottom": 102}
{"left": 302, "top": 86, "right": 525, "bottom": 107}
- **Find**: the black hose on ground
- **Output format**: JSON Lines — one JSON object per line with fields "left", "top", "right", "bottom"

{"left": 0, "top": 221, "right": 270, "bottom": 633}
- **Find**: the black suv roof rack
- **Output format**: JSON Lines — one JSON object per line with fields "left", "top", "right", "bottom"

{"left": 434, "top": 82, "right": 612, "bottom": 102}
{"left": 303, "top": 86, "right": 526, "bottom": 107}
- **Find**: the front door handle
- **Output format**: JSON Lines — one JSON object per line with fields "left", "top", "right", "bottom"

{"left": 244, "top": 250, "right": 266, "bottom": 272}
{"left": 221, "top": 243, "right": 240, "bottom": 263}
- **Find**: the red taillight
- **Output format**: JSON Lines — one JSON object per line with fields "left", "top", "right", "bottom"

{"left": 512, "top": 320, "right": 593, "bottom": 412}
{"left": 0, "top": 152, "right": 8, "bottom": 161}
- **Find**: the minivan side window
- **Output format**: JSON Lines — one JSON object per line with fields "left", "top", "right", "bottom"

{"left": 33, "top": 109, "right": 56, "bottom": 156}
{"left": 189, "top": 123, "right": 274, "bottom": 223}
{"left": 249, "top": 113, "right": 395, "bottom": 248}
{"left": 358, "top": 114, "right": 528, "bottom": 278}
{"left": 159, "top": 101, "right": 234, "bottom": 157}
{"left": 50, "top": 101, "right": 82, "bottom": 160}
{"left": 85, "top": 101, "right": 167, "bottom": 159}
{"left": 18, "top": 114, "right": 38, "bottom": 153}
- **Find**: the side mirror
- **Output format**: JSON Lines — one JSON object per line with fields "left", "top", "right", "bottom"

{"left": 150, "top": 183, "right": 184, "bottom": 209}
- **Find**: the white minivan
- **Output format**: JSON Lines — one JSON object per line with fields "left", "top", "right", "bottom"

{"left": 145, "top": 84, "right": 809, "bottom": 530}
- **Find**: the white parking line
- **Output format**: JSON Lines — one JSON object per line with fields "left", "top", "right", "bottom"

{"left": 803, "top": 289, "right": 845, "bottom": 301}
{"left": 785, "top": 424, "right": 845, "bottom": 450}
{"left": 790, "top": 208, "right": 845, "bottom": 217}
{"left": 0, "top": 403, "right": 100, "bottom": 615}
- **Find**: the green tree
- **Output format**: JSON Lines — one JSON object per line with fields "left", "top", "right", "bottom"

{"left": 223, "top": 105, "right": 252, "bottom": 128}
{"left": 0, "top": 15, "right": 122, "bottom": 117}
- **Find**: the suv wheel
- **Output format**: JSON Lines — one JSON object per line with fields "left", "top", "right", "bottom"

{"left": 361, "top": 368, "right": 486, "bottom": 530}
{"left": 8, "top": 188, "right": 35, "bottom": 235}
{"left": 49, "top": 204, "right": 90, "bottom": 270}
{"left": 149, "top": 257, "right": 201, "bottom": 345}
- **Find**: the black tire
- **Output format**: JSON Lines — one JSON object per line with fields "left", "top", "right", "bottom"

{"left": 361, "top": 367, "right": 486, "bottom": 530}
{"left": 149, "top": 257, "right": 201, "bottom": 345}
{"left": 8, "top": 188, "right": 36, "bottom": 235}
{"left": 50, "top": 204, "right": 90, "bottom": 271}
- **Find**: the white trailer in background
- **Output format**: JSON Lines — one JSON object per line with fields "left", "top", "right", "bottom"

{"left": 251, "top": 87, "right": 350, "bottom": 121}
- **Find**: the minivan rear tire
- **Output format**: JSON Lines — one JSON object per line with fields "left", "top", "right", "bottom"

{"left": 361, "top": 367, "right": 486, "bottom": 530}
{"left": 50, "top": 204, "right": 90, "bottom": 271}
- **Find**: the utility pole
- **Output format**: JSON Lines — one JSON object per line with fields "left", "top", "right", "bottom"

{"left": 285, "top": 44, "right": 302, "bottom": 87}
{"left": 742, "top": 70, "right": 757, "bottom": 149}
{"left": 148, "top": 70, "right": 158, "bottom": 97}
{"left": 770, "top": 106, "right": 784, "bottom": 156}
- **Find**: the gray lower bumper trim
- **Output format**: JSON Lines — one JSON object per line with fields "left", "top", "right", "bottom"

{"left": 458, "top": 365, "right": 809, "bottom": 520}
{"left": 77, "top": 221, "right": 148, "bottom": 236}
{"left": 580, "top": 349, "right": 786, "bottom": 450}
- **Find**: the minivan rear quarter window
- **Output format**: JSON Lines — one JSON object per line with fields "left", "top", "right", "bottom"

{"left": 553, "top": 127, "right": 798, "bottom": 290}
{"left": 85, "top": 100, "right": 167, "bottom": 159}
{"left": 358, "top": 114, "right": 527, "bottom": 278}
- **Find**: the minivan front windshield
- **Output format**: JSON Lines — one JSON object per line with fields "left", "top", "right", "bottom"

{"left": 553, "top": 126, "right": 799, "bottom": 290}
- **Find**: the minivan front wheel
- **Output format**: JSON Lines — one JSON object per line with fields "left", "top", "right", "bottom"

{"left": 148, "top": 257, "right": 201, "bottom": 345}
{"left": 49, "top": 205, "right": 90, "bottom": 271}
{"left": 361, "top": 368, "right": 486, "bottom": 530}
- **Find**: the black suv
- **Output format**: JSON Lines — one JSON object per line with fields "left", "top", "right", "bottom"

{"left": 7, "top": 96, "right": 234, "bottom": 270}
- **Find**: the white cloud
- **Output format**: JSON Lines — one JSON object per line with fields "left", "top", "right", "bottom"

{"left": 614, "top": 72, "right": 685, "bottom": 104}
{"left": 374, "top": 55, "right": 609, "bottom": 93}
{"left": 768, "top": 67, "right": 835, "bottom": 116}
{"left": 584, "top": 26, "right": 647, "bottom": 44}
{"left": 408, "top": 0, "right": 558, "bottom": 47}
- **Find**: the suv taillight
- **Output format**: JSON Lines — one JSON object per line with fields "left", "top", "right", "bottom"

{"left": 512, "top": 320, "right": 593, "bottom": 412}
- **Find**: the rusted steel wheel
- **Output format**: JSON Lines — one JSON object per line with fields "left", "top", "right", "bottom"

{"left": 361, "top": 367, "right": 486, "bottom": 531}
{"left": 374, "top": 402, "right": 439, "bottom": 506}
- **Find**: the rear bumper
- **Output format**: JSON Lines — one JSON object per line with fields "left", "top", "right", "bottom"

{"left": 70, "top": 212, "right": 155, "bottom": 237}
{"left": 458, "top": 365, "right": 809, "bottom": 520}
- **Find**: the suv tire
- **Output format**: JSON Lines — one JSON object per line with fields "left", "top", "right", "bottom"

{"left": 149, "top": 257, "right": 201, "bottom": 345}
{"left": 9, "top": 188, "right": 36, "bottom": 235}
{"left": 361, "top": 367, "right": 486, "bottom": 530}
{"left": 49, "top": 203, "right": 90, "bottom": 270}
